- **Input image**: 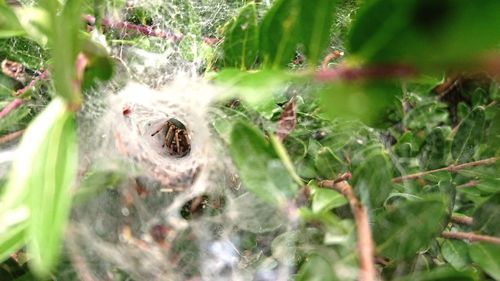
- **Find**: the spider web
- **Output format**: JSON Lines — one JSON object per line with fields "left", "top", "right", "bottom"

{"left": 68, "top": 1, "right": 299, "bottom": 280}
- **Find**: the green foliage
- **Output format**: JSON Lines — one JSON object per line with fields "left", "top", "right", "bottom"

{"left": 0, "top": 0, "right": 499, "bottom": 280}
{"left": 222, "top": 2, "right": 258, "bottom": 69}
{"left": 451, "top": 107, "right": 486, "bottom": 164}
{"left": 0, "top": 2, "right": 25, "bottom": 38}
{"left": 229, "top": 121, "right": 298, "bottom": 205}
{"left": 472, "top": 191, "right": 500, "bottom": 236}
{"left": 373, "top": 195, "right": 447, "bottom": 259}
{"left": 348, "top": 0, "right": 500, "bottom": 68}
{"left": 469, "top": 243, "right": 500, "bottom": 280}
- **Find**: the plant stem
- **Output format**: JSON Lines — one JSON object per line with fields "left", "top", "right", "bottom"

{"left": 450, "top": 215, "right": 474, "bottom": 226}
{"left": 392, "top": 157, "right": 499, "bottom": 183}
{"left": 0, "top": 129, "right": 25, "bottom": 145}
{"left": 318, "top": 179, "right": 377, "bottom": 281}
{"left": 442, "top": 231, "right": 500, "bottom": 245}
{"left": 0, "top": 98, "right": 23, "bottom": 119}
{"left": 315, "top": 64, "right": 416, "bottom": 82}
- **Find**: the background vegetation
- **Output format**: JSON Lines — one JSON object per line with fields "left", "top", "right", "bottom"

{"left": 0, "top": 0, "right": 499, "bottom": 280}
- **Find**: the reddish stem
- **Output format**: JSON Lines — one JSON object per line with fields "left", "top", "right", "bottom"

{"left": 0, "top": 98, "right": 23, "bottom": 119}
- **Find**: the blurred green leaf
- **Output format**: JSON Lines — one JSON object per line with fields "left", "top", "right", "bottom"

{"left": 472, "top": 191, "right": 500, "bottom": 236}
{"left": 0, "top": 2, "right": 25, "bottom": 38}
{"left": 3, "top": 98, "right": 77, "bottom": 277}
{"left": 229, "top": 121, "right": 297, "bottom": 205}
{"left": 259, "top": 0, "right": 300, "bottom": 68}
{"left": 469, "top": 243, "right": 500, "bottom": 280}
{"left": 348, "top": 0, "right": 500, "bottom": 68}
{"left": 374, "top": 195, "right": 447, "bottom": 259}
{"left": 311, "top": 186, "right": 348, "bottom": 214}
{"left": 319, "top": 81, "right": 401, "bottom": 127}
{"left": 27, "top": 100, "right": 77, "bottom": 277}
{"left": 395, "top": 266, "right": 478, "bottom": 281}
{"left": 314, "top": 147, "right": 343, "bottom": 179}
{"left": 297, "top": 0, "right": 336, "bottom": 66}
{"left": 222, "top": 2, "right": 258, "bottom": 69}
{"left": 419, "top": 127, "right": 449, "bottom": 170}
{"left": 0, "top": 105, "right": 30, "bottom": 135}
{"left": 211, "top": 68, "right": 295, "bottom": 107}
{"left": 296, "top": 254, "right": 338, "bottom": 281}
{"left": 451, "top": 107, "right": 485, "bottom": 164}
{"left": 40, "top": 0, "right": 85, "bottom": 104}
{"left": 351, "top": 144, "right": 393, "bottom": 209}
{"left": 441, "top": 240, "right": 470, "bottom": 270}
{"left": 0, "top": 220, "right": 27, "bottom": 263}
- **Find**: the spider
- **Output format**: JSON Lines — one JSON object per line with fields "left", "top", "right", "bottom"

{"left": 151, "top": 118, "right": 191, "bottom": 158}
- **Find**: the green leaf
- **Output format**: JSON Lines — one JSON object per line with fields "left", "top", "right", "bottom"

{"left": 350, "top": 144, "right": 393, "bottom": 209}
{"left": 311, "top": 187, "right": 348, "bottom": 214}
{"left": 348, "top": 0, "right": 500, "bottom": 68}
{"left": 451, "top": 107, "right": 485, "bottom": 164}
{"left": 441, "top": 240, "right": 470, "bottom": 270}
{"left": 470, "top": 243, "right": 500, "bottom": 280}
{"left": 259, "top": 0, "right": 301, "bottom": 68}
{"left": 374, "top": 195, "right": 447, "bottom": 259}
{"left": 298, "top": 0, "right": 336, "bottom": 66}
{"left": 472, "top": 191, "right": 500, "bottom": 236}
{"left": 211, "top": 68, "right": 295, "bottom": 107}
{"left": 314, "top": 147, "right": 343, "bottom": 179}
{"left": 3, "top": 98, "right": 77, "bottom": 277}
{"left": 41, "top": 0, "right": 85, "bottom": 104}
{"left": 404, "top": 101, "right": 449, "bottom": 130}
{"left": 395, "top": 266, "right": 478, "bottom": 281}
{"left": 419, "top": 127, "right": 449, "bottom": 170}
{"left": 0, "top": 2, "right": 25, "bottom": 38}
{"left": 0, "top": 219, "right": 27, "bottom": 263}
{"left": 319, "top": 81, "right": 401, "bottom": 127}
{"left": 222, "top": 2, "right": 258, "bottom": 69}
{"left": 229, "top": 121, "right": 297, "bottom": 205}
{"left": 296, "top": 255, "right": 338, "bottom": 281}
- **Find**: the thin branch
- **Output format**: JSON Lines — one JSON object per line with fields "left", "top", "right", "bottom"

{"left": 318, "top": 178, "right": 377, "bottom": 281}
{"left": 457, "top": 180, "right": 480, "bottom": 189}
{"left": 0, "top": 98, "right": 23, "bottom": 119}
{"left": 15, "top": 69, "right": 48, "bottom": 96}
{"left": 450, "top": 215, "right": 474, "bottom": 226}
{"left": 442, "top": 231, "right": 500, "bottom": 245}
{"left": 315, "top": 64, "right": 416, "bottom": 82}
{"left": 392, "top": 157, "right": 499, "bottom": 183}
{"left": 0, "top": 129, "right": 25, "bottom": 145}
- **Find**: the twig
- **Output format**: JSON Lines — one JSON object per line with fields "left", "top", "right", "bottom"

{"left": 457, "top": 180, "right": 480, "bottom": 189}
{"left": 315, "top": 64, "right": 416, "bottom": 82}
{"left": 450, "top": 215, "right": 473, "bottom": 226}
{"left": 15, "top": 69, "right": 48, "bottom": 96}
{"left": 442, "top": 231, "right": 500, "bottom": 245}
{"left": 83, "top": 15, "right": 182, "bottom": 42}
{"left": 0, "top": 129, "right": 25, "bottom": 145}
{"left": 392, "top": 157, "right": 499, "bottom": 183}
{"left": 321, "top": 50, "right": 344, "bottom": 70}
{"left": 318, "top": 178, "right": 377, "bottom": 281}
{"left": 0, "top": 98, "right": 23, "bottom": 119}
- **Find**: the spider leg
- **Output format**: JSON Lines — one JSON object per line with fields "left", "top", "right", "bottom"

{"left": 165, "top": 125, "right": 176, "bottom": 144}
{"left": 151, "top": 122, "right": 167, "bottom": 137}
{"left": 175, "top": 130, "right": 181, "bottom": 154}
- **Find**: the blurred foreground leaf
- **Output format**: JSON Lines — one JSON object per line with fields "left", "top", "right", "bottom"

{"left": 319, "top": 81, "right": 401, "bottom": 127}
{"left": 0, "top": 2, "right": 25, "bottom": 38}
{"left": 348, "top": 0, "right": 500, "bottom": 68}
{"left": 2, "top": 98, "right": 77, "bottom": 277}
